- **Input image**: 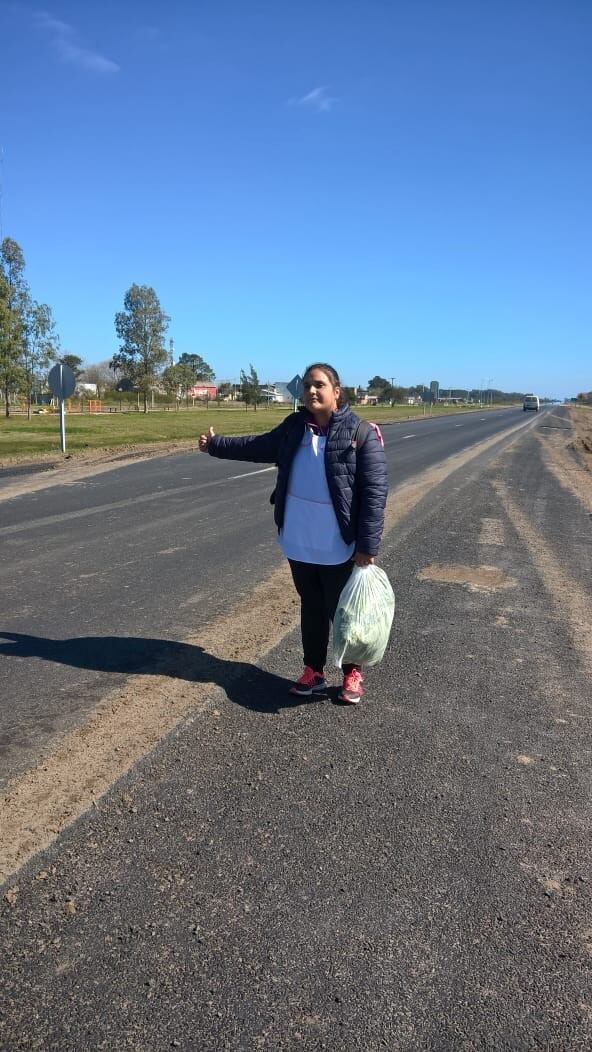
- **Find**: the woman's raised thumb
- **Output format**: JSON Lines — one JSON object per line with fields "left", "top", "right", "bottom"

{"left": 209, "top": 425, "right": 215, "bottom": 436}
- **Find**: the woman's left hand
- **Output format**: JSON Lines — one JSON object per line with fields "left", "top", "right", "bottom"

{"left": 354, "top": 552, "right": 375, "bottom": 567}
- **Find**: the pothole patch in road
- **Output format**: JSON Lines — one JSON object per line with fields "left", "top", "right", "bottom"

{"left": 479, "top": 517, "right": 505, "bottom": 546}
{"left": 417, "top": 563, "right": 516, "bottom": 593}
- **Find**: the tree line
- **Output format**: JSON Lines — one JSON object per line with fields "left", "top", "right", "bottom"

{"left": 0, "top": 248, "right": 258, "bottom": 415}
{"left": 364, "top": 376, "right": 532, "bottom": 404}
{"left": 0, "top": 245, "right": 219, "bottom": 415}
{"left": 3, "top": 238, "right": 547, "bottom": 418}
{"left": 0, "top": 238, "right": 61, "bottom": 419}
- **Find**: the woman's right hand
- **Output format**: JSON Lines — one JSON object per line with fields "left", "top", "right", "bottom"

{"left": 198, "top": 425, "right": 215, "bottom": 452}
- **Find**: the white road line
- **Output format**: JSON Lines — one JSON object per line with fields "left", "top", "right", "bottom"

{"left": 402, "top": 434, "right": 415, "bottom": 439}
{"left": 0, "top": 468, "right": 276, "bottom": 537}
{"left": 227, "top": 467, "right": 276, "bottom": 480}
{"left": 455, "top": 423, "right": 462, "bottom": 427}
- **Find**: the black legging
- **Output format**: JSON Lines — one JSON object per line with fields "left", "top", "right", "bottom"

{"left": 288, "top": 558, "right": 355, "bottom": 673}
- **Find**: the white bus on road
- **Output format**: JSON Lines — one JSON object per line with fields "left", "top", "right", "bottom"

{"left": 523, "top": 394, "right": 540, "bottom": 412}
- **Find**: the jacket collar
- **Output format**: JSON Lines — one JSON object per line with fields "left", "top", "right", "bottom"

{"left": 300, "top": 404, "right": 352, "bottom": 431}
{"left": 327, "top": 403, "right": 353, "bottom": 436}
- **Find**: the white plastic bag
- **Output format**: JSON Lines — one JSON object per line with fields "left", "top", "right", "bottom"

{"left": 333, "top": 564, "right": 395, "bottom": 668}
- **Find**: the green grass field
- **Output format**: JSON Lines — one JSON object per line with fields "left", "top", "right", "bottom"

{"left": 0, "top": 403, "right": 509, "bottom": 461}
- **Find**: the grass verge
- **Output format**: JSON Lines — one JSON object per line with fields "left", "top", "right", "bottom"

{"left": 0, "top": 403, "right": 510, "bottom": 462}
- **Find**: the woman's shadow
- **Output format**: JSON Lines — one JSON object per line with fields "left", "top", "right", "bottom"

{"left": 0, "top": 632, "right": 329, "bottom": 714}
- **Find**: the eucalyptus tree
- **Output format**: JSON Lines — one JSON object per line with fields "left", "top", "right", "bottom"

{"left": 240, "top": 363, "right": 261, "bottom": 410}
{"left": 177, "top": 352, "right": 215, "bottom": 383}
{"left": 0, "top": 238, "right": 28, "bottom": 416}
{"left": 112, "top": 284, "right": 170, "bottom": 413}
{"left": 162, "top": 362, "right": 195, "bottom": 405}
{"left": 0, "top": 269, "right": 23, "bottom": 415}
{"left": 21, "top": 302, "right": 59, "bottom": 418}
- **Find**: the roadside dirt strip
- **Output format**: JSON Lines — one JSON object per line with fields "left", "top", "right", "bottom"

{"left": 492, "top": 479, "right": 592, "bottom": 679}
{"left": 0, "top": 416, "right": 538, "bottom": 884}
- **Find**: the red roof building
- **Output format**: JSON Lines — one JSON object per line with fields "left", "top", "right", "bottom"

{"left": 190, "top": 384, "right": 217, "bottom": 399}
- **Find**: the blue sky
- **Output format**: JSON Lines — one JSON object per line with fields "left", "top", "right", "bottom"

{"left": 1, "top": 1, "right": 590, "bottom": 397}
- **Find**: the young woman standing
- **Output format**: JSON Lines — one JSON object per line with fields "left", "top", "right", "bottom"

{"left": 199, "top": 363, "right": 388, "bottom": 704}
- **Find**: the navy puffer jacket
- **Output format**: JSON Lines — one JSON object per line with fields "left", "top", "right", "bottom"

{"left": 208, "top": 405, "right": 388, "bottom": 556}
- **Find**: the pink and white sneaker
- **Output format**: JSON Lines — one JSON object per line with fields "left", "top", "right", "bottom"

{"left": 289, "top": 666, "right": 328, "bottom": 696}
{"left": 338, "top": 667, "right": 364, "bottom": 704}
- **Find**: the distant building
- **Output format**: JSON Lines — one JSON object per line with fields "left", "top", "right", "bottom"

{"left": 258, "top": 382, "right": 293, "bottom": 404}
{"left": 269, "top": 382, "right": 293, "bottom": 403}
{"left": 76, "top": 382, "right": 98, "bottom": 396}
{"left": 430, "top": 380, "right": 439, "bottom": 403}
{"left": 190, "top": 384, "right": 217, "bottom": 399}
{"left": 356, "top": 387, "right": 378, "bottom": 406}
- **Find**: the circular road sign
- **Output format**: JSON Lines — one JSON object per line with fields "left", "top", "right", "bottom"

{"left": 48, "top": 363, "right": 76, "bottom": 400}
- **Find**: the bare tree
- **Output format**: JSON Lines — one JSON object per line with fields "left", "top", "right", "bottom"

{"left": 82, "top": 360, "right": 116, "bottom": 399}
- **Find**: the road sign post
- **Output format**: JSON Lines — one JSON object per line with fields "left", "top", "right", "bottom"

{"left": 47, "top": 363, "right": 76, "bottom": 453}
{"left": 59, "top": 399, "right": 66, "bottom": 452}
{"left": 286, "top": 373, "right": 303, "bottom": 412}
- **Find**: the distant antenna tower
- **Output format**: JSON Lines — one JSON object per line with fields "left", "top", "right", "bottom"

{"left": 169, "top": 338, "right": 175, "bottom": 366}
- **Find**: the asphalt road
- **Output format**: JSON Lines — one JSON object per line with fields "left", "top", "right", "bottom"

{"left": 0, "top": 407, "right": 536, "bottom": 787}
{"left": 3, "top": 404, "right": 592, "bottom": 1050}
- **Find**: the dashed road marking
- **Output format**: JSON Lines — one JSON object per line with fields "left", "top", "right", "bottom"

{"left": 227, "top": 467, "right": 275, "bottom": 480}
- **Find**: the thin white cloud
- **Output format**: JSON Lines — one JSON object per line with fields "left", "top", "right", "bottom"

{"left": 291, "top": 86, "right": 337, "bottom": 113}
{"left": 33, "top": 9, "right": 119, "bottom": 74}
{"left": 33, "top": 10, "right": 70, "bottom": 34}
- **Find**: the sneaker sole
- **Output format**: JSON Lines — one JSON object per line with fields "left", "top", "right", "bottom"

{"left": 337, "top": 692, "right": 363, "bottom": 705}
{"left": 289, "top": 682, "right": 328, "bottom": 696}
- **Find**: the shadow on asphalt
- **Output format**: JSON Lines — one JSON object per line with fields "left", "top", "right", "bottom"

{"left": 0, "top": 632, "right": 328, "bottom": 714}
